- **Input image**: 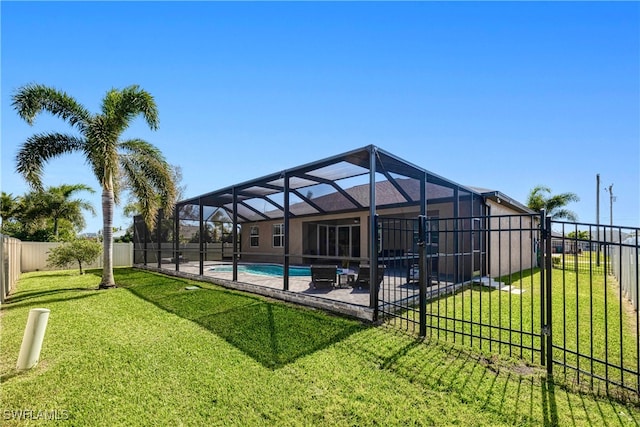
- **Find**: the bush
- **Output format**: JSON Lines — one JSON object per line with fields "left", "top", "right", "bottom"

{"left": 47, "top": 239, "right": 102, "bottom": 274}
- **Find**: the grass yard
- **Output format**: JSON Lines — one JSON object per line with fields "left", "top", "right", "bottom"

{"left": 551, "top": 250, "right": 610, "bottom": 275}
{"left": 1, "top": 268, "right": 639, "bottom": 426}
{"left": 400, "top": 267, "right": 639, "bottom": 399}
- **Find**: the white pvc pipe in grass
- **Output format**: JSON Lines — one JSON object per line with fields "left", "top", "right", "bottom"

{"left": 16, "top": 308, "right": 50, "bottom": 370}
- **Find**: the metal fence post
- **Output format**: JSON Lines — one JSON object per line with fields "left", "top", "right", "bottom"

{"left": 544, "top": 213, "right": 554, "bottom": 375}
{"left": 418, "top": 215, "right": 427, "bottom": 337}
{"left": 539, "top": 210, "right": 548, "bottom": 368}
{"left": 372, "top": 214, "right": 380, "bottom": 321}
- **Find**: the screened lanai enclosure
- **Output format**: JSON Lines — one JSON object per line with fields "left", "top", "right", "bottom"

{"left": 133, "top": 145, "right": 534, "bottom": 317}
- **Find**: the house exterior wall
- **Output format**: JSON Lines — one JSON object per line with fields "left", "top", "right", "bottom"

{"left": 170, "top": 196, "right": 533, "bottom": 284}
{"left": 485, "top": 200, "right": 537, "bottom": 278}
{"left": 238, "top": 199, "right": 535, "bottom": 282}
{"left": 240, "top": 211, "right": 370, "bottom": 265}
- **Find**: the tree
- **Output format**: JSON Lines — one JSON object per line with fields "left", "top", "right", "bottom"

{"left": 47, "top": 239, "right": 102, "bottom": 275}
{"left": 2, "top": 188, "right": 89, "bottom": 241}
{"left": 1, "top": 192, "right": 31, "bottom": 239}
{"left": 567, "top": 230, "right": 590, "bottom": 240}
{"left": 21, "top": 184, "right": 95, "bottom": 238}
{"left": 1, "top": 192, "right": 20, "bottom": 225}
{"left": 526, "top": 185, "right": 580, "bottom": 221}
{"left": 13, "top": 84, "right": 176, "bottom": 288}
{"left": 121, "top": 163, "right": 185, "bottom": 238}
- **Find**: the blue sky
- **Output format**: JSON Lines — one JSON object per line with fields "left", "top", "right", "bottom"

{"left": 2, "top": 1, "right": 639, "bottom": 232}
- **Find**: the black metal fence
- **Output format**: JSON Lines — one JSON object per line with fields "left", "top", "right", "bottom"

{"left": 377, "top": 214, "right": 640, "bottom": 397}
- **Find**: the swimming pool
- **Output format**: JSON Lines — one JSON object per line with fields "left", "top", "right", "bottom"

{"left": 210, "top": 264, "right": 312, "bottom": 277}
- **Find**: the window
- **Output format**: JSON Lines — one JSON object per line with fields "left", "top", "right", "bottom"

{"left": 250, "top": 226, "right": 259, "bottom": 247}
{"left": 272, "top": 223, "right": 284, "bottom": 248}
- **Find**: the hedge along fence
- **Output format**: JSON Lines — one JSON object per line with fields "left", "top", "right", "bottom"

{"left": 20, "top": 241, "right": 133, "bottom": 272}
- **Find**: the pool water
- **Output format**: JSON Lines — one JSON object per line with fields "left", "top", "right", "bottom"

{"left": 210, "top": 264, "right": 312, "bottom": 277}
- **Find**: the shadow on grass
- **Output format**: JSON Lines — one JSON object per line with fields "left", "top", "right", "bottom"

{"left": 497, "top": 267, "right": 540, "bottom": 285}
{"left": 0, "top": 367, "right": 31, "bottom": 383}
{"left": 351, "top": 327, "right": 639, "bottom": 426}
{"left": 382, "top": 331, "right": 640, "bottom": 426}
{"left": 541, "top": 375, "right": 559, "bottom": 427}
{"left": 1, "top": 292, "right": 100, "bottom": 312}
{"left": 115, "top": 269, "right": 366, "bottom": 369}
{"left": 3, "top": 287, "right": 97, "bottom": 306}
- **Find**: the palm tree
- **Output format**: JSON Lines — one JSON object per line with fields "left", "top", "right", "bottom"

{"left": 526, "top": 185, "right": 580, "bottom": 221}
{"left": 22, "top": 184, "right": 96, "bottom": 238}
{"left": 1, "top": 192, "right": 19, "bottom": 225}
{"left": 12, "top": 84, "right": 176, "bottom": 288}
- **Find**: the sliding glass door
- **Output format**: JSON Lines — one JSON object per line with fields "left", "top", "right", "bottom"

{"left": 316, "top": 224, "right": 360, "bottom": 258}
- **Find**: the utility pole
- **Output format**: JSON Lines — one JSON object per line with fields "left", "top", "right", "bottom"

{"left": 606, "top": 183, "right": 616, "bottom": 226}
{"left": 603, "top": 183, "right": 615, "bottom": 264}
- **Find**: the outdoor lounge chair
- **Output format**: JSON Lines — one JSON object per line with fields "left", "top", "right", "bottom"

{"left": 311, "top": 265, "right": 338, "bottom": 289}
{"left": 354, "top": 264, "right": 385, "bottom": 289}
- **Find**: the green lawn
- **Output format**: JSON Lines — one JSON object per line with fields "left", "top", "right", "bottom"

{"left": 1, "top": 268, "right": 639, "bottom": 426}
{"left": 552, "top": 250, "right": 610, "bottom": 274}
{"left": 398, "top": 267, "right": 639, "bottom": 398}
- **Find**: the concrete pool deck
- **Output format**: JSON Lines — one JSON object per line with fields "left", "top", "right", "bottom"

{"left": 136, "top": 261, "right": 466, "bottom": 322}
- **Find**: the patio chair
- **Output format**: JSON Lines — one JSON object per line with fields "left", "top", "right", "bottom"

{"left": 354, "top": 264, "right": 385, "bottom": 289}
{"left": 311, "top": 265, "right": 338, "bottom": 289}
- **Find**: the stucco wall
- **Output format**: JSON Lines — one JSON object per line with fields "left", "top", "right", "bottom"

{"left": 485, "top": 200, "right": 537, "bottom": 278}
{"left": 240, "top": 211, "right": 370, "bottom": 265}
{"left": 237, "top": 200, "right": 536, "bottom": 280}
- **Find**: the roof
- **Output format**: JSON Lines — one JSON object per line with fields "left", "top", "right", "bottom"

{"left": 467, "top": 187, "right": 535, "bottom": 214}
{"left": 176, "top": 145, "right": 526, "bottom": 223}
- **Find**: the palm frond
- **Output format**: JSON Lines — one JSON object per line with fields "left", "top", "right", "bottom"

{"left": 120, "top": 157, "right": 158, "bottom": 228}
{"left": 1, "top": 192, "right": 20, "bottom": 222}
{"left": 119, "top": 138, "right": 162, "bottom": 157}
{"left": 119, "top": 138, "right": 176, "bottom": 227}
{"left": 47, "top": 184, "right": 97, "bottom": 216}
{"left": 546, "top": 193, "right": 579, "bottom": 215}
{"left": 15, "top": 133, "right": 85, "bottom": 189}
{"left": 526, "top": 185, "right": 551, "bottom": 210}
{"left": 54, "top": 183, "right": 96, "bottom": 197}
{"left": 551, "top": 209, "right": 578, "bottom": 222}
{"left": 12, "top": 84, "right": 91, "bottom": 132}
{"left": 102, "top": 85, "right": 159, "bottom": 135}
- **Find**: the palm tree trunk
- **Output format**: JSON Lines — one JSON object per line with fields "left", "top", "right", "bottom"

{"left": 99, "top": 188, "right": 116, "bottom": 288}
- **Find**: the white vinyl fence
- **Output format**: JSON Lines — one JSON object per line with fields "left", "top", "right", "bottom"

{"left": 611, "top": 235, "right": 639, "bottom": 311}
{"left": 1, "top": 235, "right": 22, "bottom": 304}
{"left": 20, "top": 242, "right": 133, "bottom": 272}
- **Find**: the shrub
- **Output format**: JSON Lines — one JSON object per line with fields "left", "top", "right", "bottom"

{"left": 47, "top": 239, "right": 102, "bottom": 274}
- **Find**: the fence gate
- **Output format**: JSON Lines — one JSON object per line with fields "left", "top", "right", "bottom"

{"left": 377, "top": 214, "right": 546, "bottom": 366}
{"left": 377, "top": 214, "right": 640, "bottom": 395}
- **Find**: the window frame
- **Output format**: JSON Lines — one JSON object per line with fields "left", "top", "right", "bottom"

{"left": 272, "top": 223, "right": 284, "bottom": 248}
{"left": 249, "top": 225, "right": 259, "bottom": 247}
